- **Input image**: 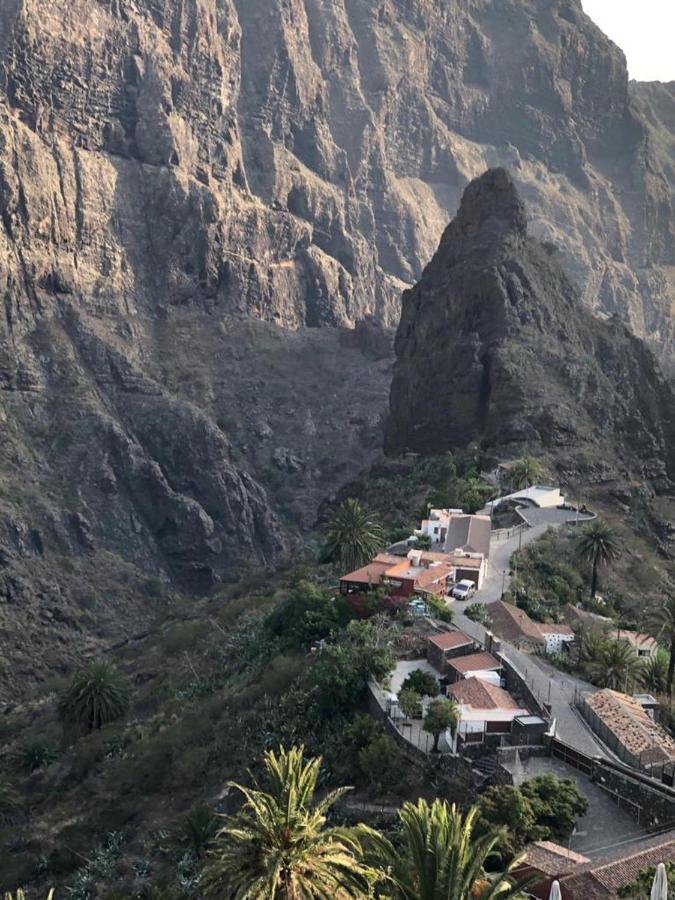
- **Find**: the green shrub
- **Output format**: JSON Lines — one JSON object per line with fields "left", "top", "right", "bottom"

{"left": 266, "top": 581, "right": 354, "bottom": 651}
{"left": 400, "top": 669, "right": 439, "bottom": 698}
{"left": 426, "top": 594, "right": 453, "bottom": 624}
{"left": 161, "top": 621, "right": 211, "bottom": 656}
{"left": 18, "top": 740, "right": 58, "bottom": 772}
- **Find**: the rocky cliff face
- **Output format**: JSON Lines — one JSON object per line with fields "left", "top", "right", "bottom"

{"left": 0, "top": 0, "right": 673, "bottom": 690}
{"left": 386, "top": 169, "right": 675, "bottom": 502}
{"left": 0, "top": 0, "right": 673, "bottom": 337}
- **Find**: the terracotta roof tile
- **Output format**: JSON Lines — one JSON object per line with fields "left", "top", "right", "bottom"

{"left": 521, "top": 840, "right": 590, "bottom": 876}
{"left": 560, "top": 833, "right": 675, "bottom": 896}
{"left": 448, "top": 651, "right": 501, "bottom": 674}
{"left": 485, "top": 600, "right": 545, "bottom": 643}
{"left": 428, "top": 630, "right": 474, "bottom": 651}
{"left": 449, "top": 676, "right": 523, "bottom": 710}
{"left": 584, "top": 689, "right": 675, "bottom": 764}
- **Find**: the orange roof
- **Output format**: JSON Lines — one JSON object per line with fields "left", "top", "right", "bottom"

{"left": 413, "top": 564, "right": 454, "bottom": 589}
{"left": 448, "top": 651, "right": 501, "bottom": 674}
{"left": 339, "top": 555, "right": 400, "bottom": 585}
{"left": 449, "top": 676, "right": 523, "bottom": 710}
{"left": 428, "top": 630, "right": 473, "bottom": 651}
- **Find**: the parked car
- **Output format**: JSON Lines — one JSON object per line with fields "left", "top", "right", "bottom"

{"left": 452, "top": 579, "right": 477, "bottom": 601}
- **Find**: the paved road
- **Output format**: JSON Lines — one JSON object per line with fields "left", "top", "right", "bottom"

{"left": 470, "top": 505, "right": 594, "bottom": 606}
{"left": 449, "top": 506, "right": 606, "bottom": 757}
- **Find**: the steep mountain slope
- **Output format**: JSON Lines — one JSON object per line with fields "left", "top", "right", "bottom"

{"left": 0, "top": 0, "right": 673, "bottom": 690}
{"left": 386, "top": 169, "right": 675, "bottom": 512}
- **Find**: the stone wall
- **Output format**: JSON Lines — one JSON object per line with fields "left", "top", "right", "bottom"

{"left": 591, "top": 760, "right": 675, "bottom": 830}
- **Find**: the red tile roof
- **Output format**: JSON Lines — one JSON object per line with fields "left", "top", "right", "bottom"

{"left": 448, "top": 651, "right": 502, "bottom": 674}
{"left": 428, "top": 630, "right": 474, "bottom": 651}
{"left": 449, "top": 676, "right": 522, "bottom": 711}
{"left": 521, "top": 840, "right": 590, "bottom": 876}
{"left": 560, "top": 833, "right": 675, "bottom": 897}
{"left": 339, "top": 554, "right": 402, "bottom": 585}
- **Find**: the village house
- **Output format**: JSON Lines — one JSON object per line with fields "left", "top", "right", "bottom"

{"left": 515, "top": 841, "right": 591, "bottom": 898}
{"left": 339, "top": 550, "right": 453, "bottom": 599}
{"left": 518, "top": 833, "right": 675, "bottom": 899}
{"left": 580, "top": 689, "right": 675, "bottom": 770}
{"left": 417, "top": 511, "right": 490, "bottom": 588}
{"left": 536, "top": 622, "right": 575, "bottom": 654}
{"left": 448, "top": 676, "right": 528, "bottom": 747}
{"left": 444, "top": 650, "right": 503, "bottom": 685}
{"left": 418, "top": 508, "right": 463, "bottom": 544}
{"left": 484, "top": 600, "right": 575, "bottom": 654}
{"left": 615, "top": 629, "right": 659, "bottom": 658}
{"left": 484, "top": 600, "right": 545, "bottom": 651}
{"left": 562, "top": 606, "right": 658, "bottom": 658}
{"left": 426, "top": 630, "right": 476, "bottom": 675}
{"left": 340, "top": 546, "right": 488, "bottom": 598}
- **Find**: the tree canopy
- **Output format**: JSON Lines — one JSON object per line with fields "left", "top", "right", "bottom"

{"left": 320, "top": 498, "right": 386, "bottom": 572}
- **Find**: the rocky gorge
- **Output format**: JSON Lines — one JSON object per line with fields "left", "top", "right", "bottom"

{"left": 0, "top": 0, "right": 673, "bottom": 694}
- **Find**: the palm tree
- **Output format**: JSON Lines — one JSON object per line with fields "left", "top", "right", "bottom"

{"left": 507, "top": 457, "right": 543, "bottom": 491}
{"left": 58, "top": 660, "right": 130, "bottom": 735}
{"left": 640, "top": 652, "right": 669, "bottom": 695}
{"left": 649, "top": 592, "right": 675, "bottom": 696}
{"left": 578, "top": 630, "right": 608, "bottom": 668}
{"left": 365, "top": 798, "right": 529, "bottom": 899}
{"left": 588, "top": 639, "right": 643, "bottom": 692}
{"left": 575, "top": 519, "right": 620, "bottom": 598}
{"left": 320, "top": 498, "right": 385, "bottom": 572}
{"left": 203, "top": 745, "right": 377, "bottom": 898}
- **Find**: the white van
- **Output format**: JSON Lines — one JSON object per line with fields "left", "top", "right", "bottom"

{"left": 452, "top": 579, "right": 476, "bottom": 601}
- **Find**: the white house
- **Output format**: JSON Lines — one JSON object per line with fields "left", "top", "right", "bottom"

{"left": 536, "top": 623, "right": 575, "bottom": 654}
{"left": 418, "top": 508, "right": 463, "bottom": 543}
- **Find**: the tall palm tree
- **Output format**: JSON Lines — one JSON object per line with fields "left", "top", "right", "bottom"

{"left": 507, "top": 457, "right": 543, "bottom": 491}
{"left": 649, "top": 592, "right": 675, "bottom": 696}
{"left": 203, "top": 746, "right": 377, "bottom": 899}
{"left": 320, "top": 498, "right": 385, "bottom": 572}
{"left": 588, "top": 639, "right": 643, "bottom": 692}
{"left": 575, "top": 519, "right": 620, "bottom": 598}
{"left": 365, "top": 798, "right": 529, "bottom": 899}
{"left": 58, "top": 660, "right": 130, "bottom": 735}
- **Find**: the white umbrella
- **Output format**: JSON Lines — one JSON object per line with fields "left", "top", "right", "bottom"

{"left": 548, "top": 881, "right": 562, "bottom": 900}
{"left": 651, "top": 862, "right": 668, "bottom": 900}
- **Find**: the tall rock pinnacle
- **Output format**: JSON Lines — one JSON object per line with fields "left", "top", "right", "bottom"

{"left": 385, "top": 169, "right": 675, "bottom": 493}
